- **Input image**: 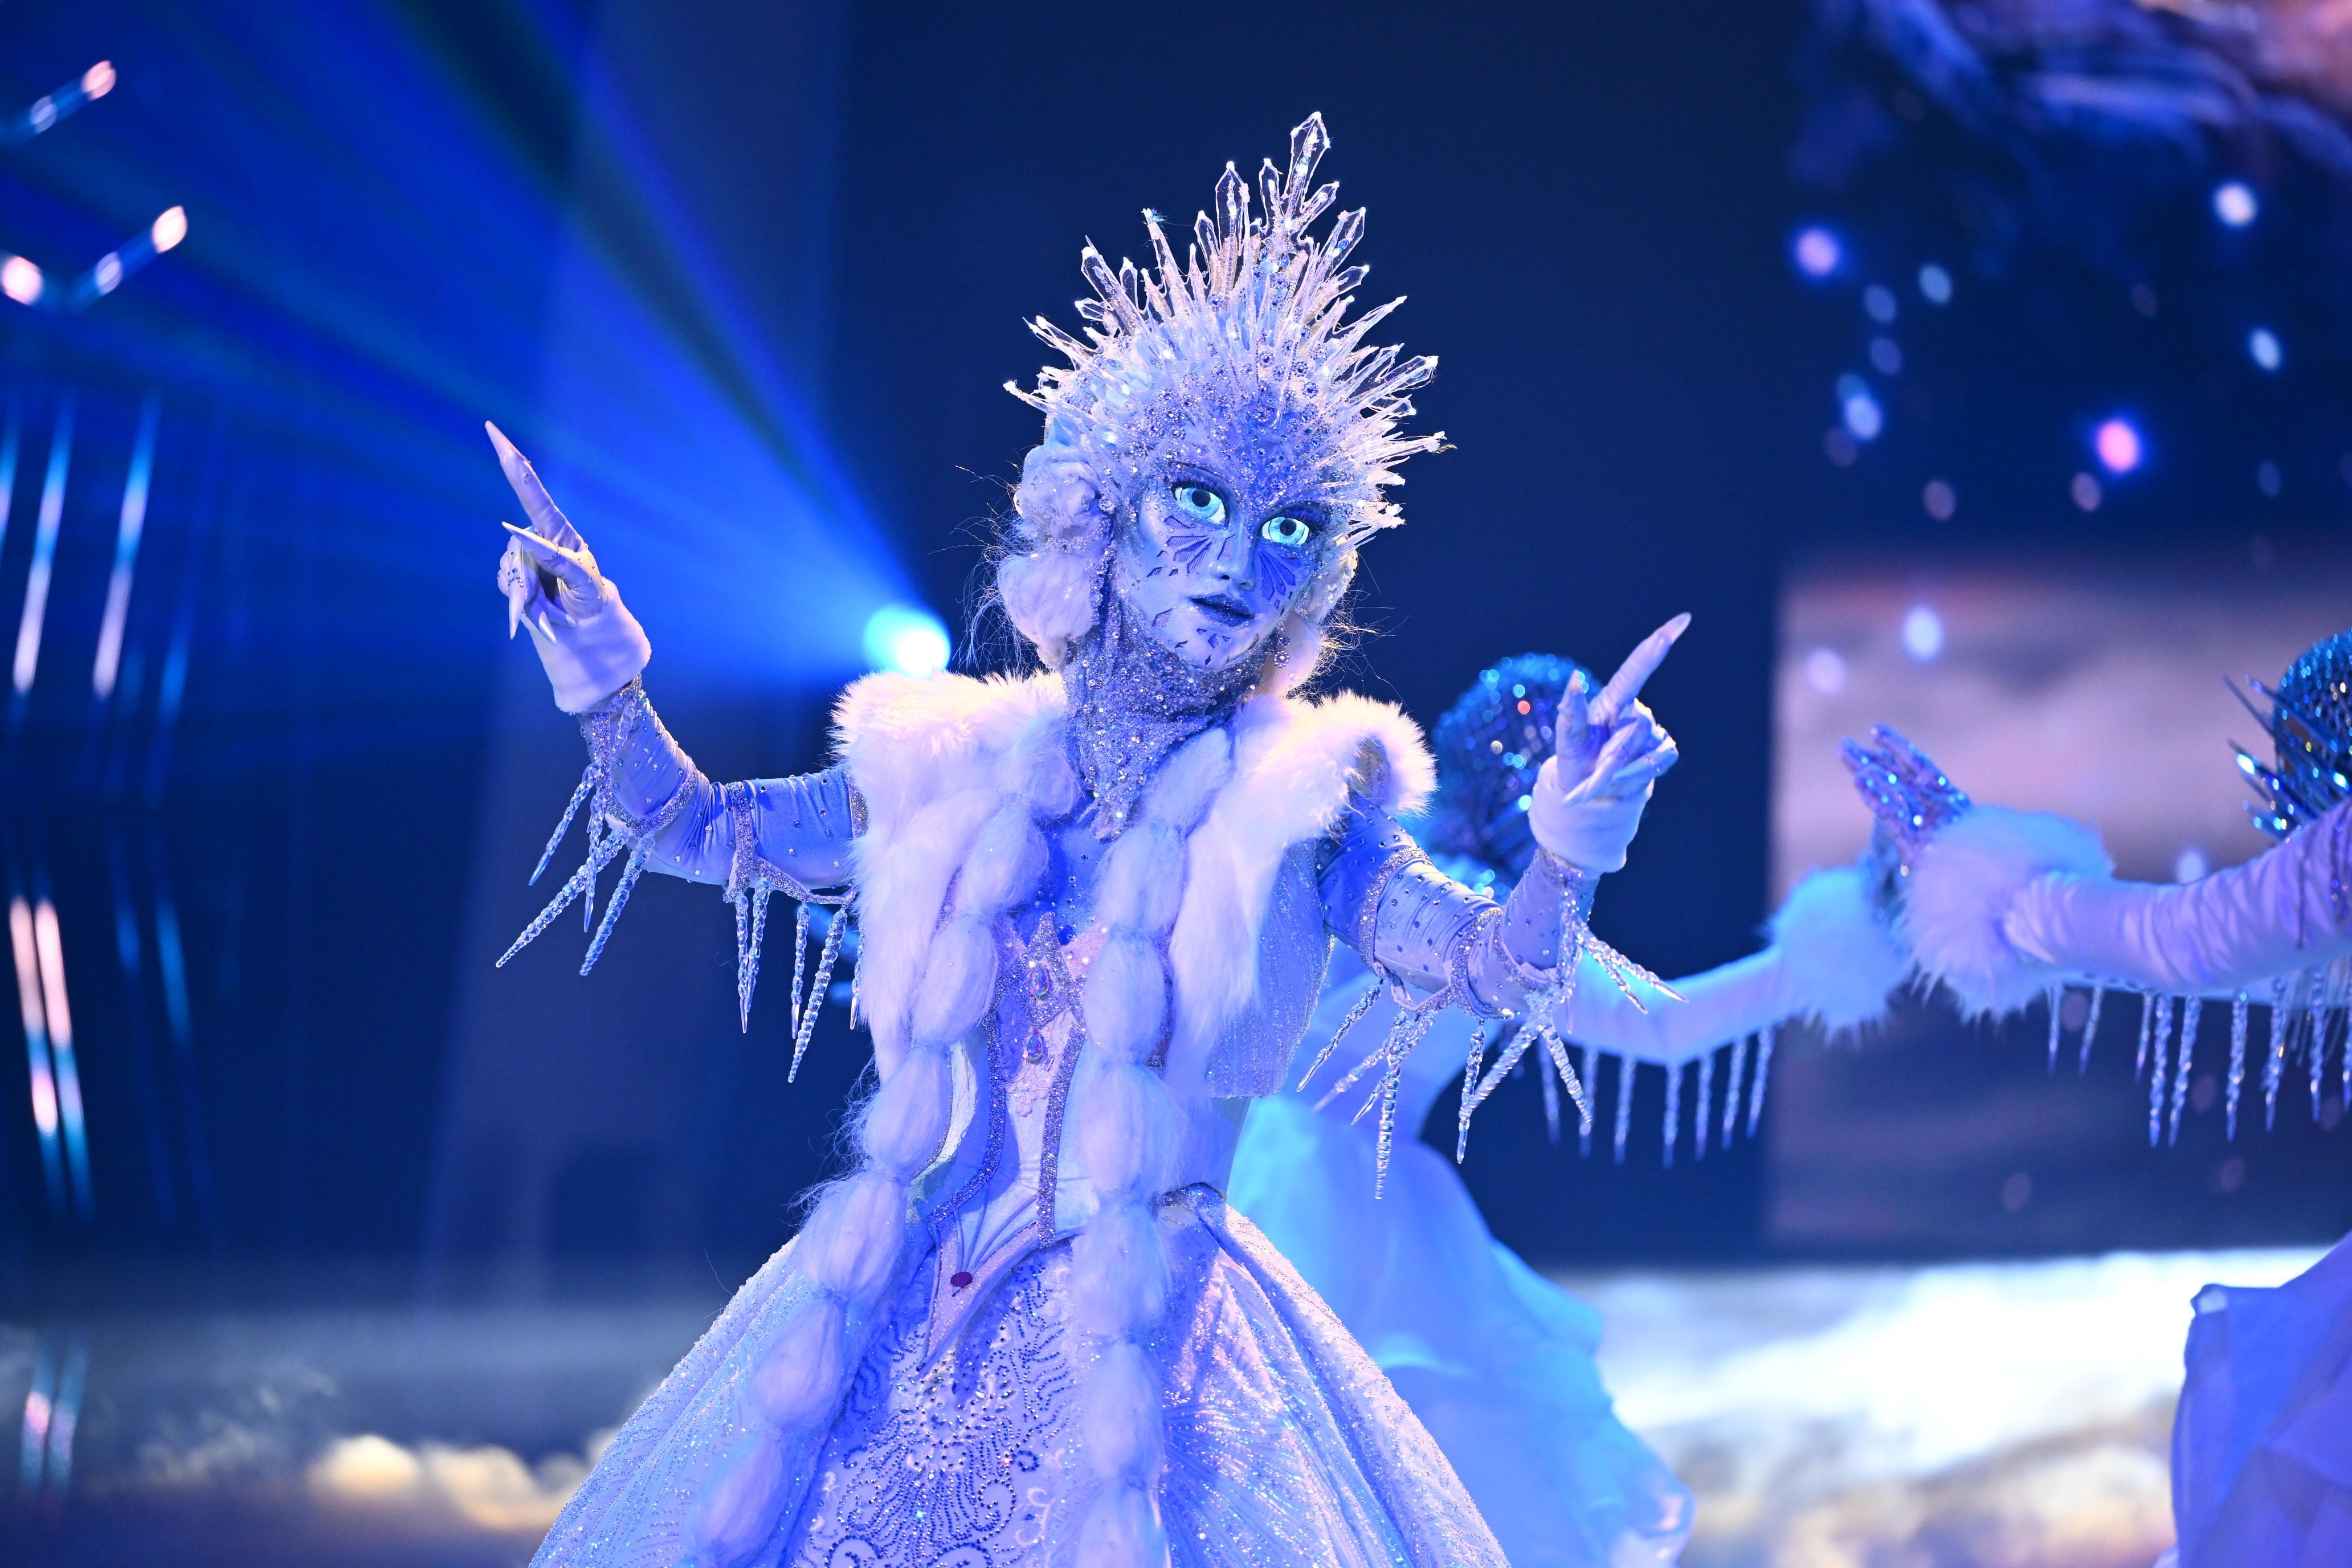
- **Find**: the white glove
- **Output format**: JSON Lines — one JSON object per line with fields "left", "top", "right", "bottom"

{"left": 1528, "top": 614, "right": 1688, "bottom": 873}
{"left": 487, "top": 421, "right": 651, "bottom": 713}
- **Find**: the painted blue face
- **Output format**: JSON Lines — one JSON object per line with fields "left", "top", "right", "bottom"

{"left": 1109, "top": 453, "right": 1338, "bottom": 673}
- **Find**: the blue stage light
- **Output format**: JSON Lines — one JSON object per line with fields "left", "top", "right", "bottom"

{"left": 1794, "top": 227, "right": 1841, "bottom": 278}
{"left": 2094, "top": 417, "right": 2142, "bottom": 475}
{"left": 1, "top": 254, "right": 42, "bottom": 307}
{"left": 862, "top": 603, "right": 950, "bottom": 676}
{"left": 2212, "top": 181, "right": 2257, "bottom": 227}
{"left": 1837, "top": 375, "right": 1883, "bottom": 442}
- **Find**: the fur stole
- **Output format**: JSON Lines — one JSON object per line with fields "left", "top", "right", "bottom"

{"left": 673, "top": 667, "right": 1431, "bottom": 1568}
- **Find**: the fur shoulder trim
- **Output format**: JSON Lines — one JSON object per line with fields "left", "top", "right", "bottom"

{"left": 1770, "top": 865, "right": 1906, "bottom": 1035}
{"left": 1902, "top": 805, "right": 2112, "bottom": 1019}
{"left": 1285, "top": 690, "right": 1437, "bottom": 818}
{"left": 1165, "top": 689, "right": 1433, "bottom": 1083}
{"left": 833, "top": 671, "right": 1065, "bottom": 835}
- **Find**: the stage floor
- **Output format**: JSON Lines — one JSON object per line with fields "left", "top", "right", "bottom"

{"left": 0, "top": 1247, "right": 2321, "bottom": 1567}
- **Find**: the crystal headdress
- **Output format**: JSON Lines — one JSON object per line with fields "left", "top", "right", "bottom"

{"left": 1006, "top": 114, "right": 1445, "bottom": 545}
{"left": 2236, "top": 629, "right": 2352, "bottom": 841}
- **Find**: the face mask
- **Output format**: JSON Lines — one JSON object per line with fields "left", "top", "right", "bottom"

{"left": 1107, "top": 451, "right": 1336, "bottom": 675}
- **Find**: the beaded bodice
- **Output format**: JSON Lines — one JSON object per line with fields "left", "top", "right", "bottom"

{"left": 1060, "top": 595, "right": 1261, "bottom": 839}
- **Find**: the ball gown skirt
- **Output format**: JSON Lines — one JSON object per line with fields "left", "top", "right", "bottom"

{"left": 2169, "top": 1230, "right": 2352, "bottom": 1567}
{"left": 530, "top": 1187, "right": 1505, "bottom": 1568}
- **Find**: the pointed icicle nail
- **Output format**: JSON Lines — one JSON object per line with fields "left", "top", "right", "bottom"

{"left": 485, "top": 419, "right": 520, "bottom": 467}
{"left": 505, "top": 541, "right": 527, "bottom": 638}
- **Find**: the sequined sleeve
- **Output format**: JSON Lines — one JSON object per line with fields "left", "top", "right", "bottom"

{"left": 497, "top": 680, "right": 861, "bottom": 1031}
{"left": 1317, "top": 796, "right": 1559, "bottom": 1010}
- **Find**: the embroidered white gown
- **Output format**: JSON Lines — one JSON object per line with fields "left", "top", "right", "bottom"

{"left": 525, "top": 672, "right": 1526, "bottom": 1568}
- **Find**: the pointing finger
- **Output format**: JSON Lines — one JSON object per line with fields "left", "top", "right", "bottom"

{"left": 1554, "top": 668, "right": 1594, "bottom": 760}
{"left": 486, "top": 421, "right": 583, "bottom": 550}
{"left": 1595, "top": 612, "right": 1692, "bottom": 725}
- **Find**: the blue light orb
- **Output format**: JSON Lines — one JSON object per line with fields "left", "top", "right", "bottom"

{"left": 2249, "top": 327, "right": 2282, "bottom": 372}
{"left": 1841, "top": 386, "right": 1884, "bottom": 442}
{"left": 2213, "top": 182, "right": 2258, "bottom": 227}
{"left": 2094, "top": 418, "right": 2143, "bottom": 475}
{"left": 863, "top": 603, "right": 950, "bottom": 676}
{"left": 1793, "top": 227, "right": 1841, "bottom": 278}
{"left": 1917, "top": 263, "right": 1953, "bottom": 304}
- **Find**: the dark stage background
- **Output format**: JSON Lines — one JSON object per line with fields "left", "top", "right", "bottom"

{"left": 2, "top": 0, "right": 2347, "bottom": 1295}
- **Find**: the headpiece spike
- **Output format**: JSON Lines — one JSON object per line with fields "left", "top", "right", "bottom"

{"left": 2237, "top": 634, "right": 2352, "bottom": 839}
{"left": 1008, "top": 116, "right": 1438, "bottom": 548}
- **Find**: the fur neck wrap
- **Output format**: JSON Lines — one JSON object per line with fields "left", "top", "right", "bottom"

{"left": 687, "top": 668, "right": 1430, "bottom": 1568}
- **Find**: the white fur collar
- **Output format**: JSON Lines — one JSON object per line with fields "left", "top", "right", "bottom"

{"left": 832, "top": 669, "right": 1434, "bottom": 1080}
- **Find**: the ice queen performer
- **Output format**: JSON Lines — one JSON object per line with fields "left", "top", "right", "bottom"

{"left": 490, "top": 117, "right": 1687, "bottom": 1568}
{"left": 1840, "top": 637, "right": 2352, "bottom": 1568}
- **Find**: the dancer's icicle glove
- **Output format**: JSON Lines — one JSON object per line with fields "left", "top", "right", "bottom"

{"left": 488, "top": 421, "right": 651, "bottom": 713}
{"left": 1527, "top": 614, "right": 1688, "bottom": 873}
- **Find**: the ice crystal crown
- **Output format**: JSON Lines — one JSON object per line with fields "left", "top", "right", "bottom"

{"left": 1006, "top": 113, "right": 1444, "bottom": 548}
{"left": 2237, "top": 628, "right": 2352, "bottom": 840}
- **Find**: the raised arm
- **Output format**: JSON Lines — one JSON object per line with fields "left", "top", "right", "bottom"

{"left": 486, "top": 424, "right": 856, "bottom": 1015}
{"left": 1551, "top": 863, "right": 1901, "bottom": 1060}
{"left": 1846, "top": 724, "right": 2352, "bottom": 1013}
{"left": 1321, "top": 620, "right": 1690, "bottom": 1018}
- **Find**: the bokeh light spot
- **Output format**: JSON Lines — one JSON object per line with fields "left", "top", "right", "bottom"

{"left": 2248, "top": 327, "right": 2281, "bottom": 371}
{"left": 2071, "top": 472, "right": 2103, "bottom": 512}
{"left": 1804, "top": 646, "right": 1847, "bottom": 695}
{"left": 1917, "top": 263, "right": 1952, "bottom": 304}
{"left": 2212, "top": 181, "right": 2258, "bottom": 227}
{"left": 1864, "top": 285, "right": 1897, "bottom": 324}
{"left": 1922, "top": 480, "right": 1956, "bottom": 521}
{"left": 1901, "top": 605, "right": 1944, "bottom": 663}
{"left": 1836, "top": 375, "right": 1883, "bottom": 442}
{"left": 2094, "top": 418, "right": 2142, "bottom": 475}
{"left": 1793, "top": 227, "right": 1840, "bottom": 277}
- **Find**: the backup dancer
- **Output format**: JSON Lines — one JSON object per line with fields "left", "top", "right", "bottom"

{"left": 1231, "top": 652, "right": 1905, "bottom": 1568}
{"left": 1842, "top": 634, "right": 2352, "bottom": 1568}
{"left": 493, "top": 117, "right": 1690, "bottom": 1568}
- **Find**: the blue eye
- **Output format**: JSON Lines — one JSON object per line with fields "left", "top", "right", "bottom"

{"left": 1260, "top": 514, "right": 1312, "bottom": 548}
{"left": 1171, "top": 483, "right": 1227, "bottom": 524}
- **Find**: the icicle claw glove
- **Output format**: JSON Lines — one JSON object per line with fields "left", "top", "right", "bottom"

{"left": 1528, "top": 615, "right": 1688, "bottom": 873}
{"left": 1839, "top": 723, "right": 1972, "bottom": 870}
{"left": 487, "top": 420, "right": 651, "bottom": 713}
